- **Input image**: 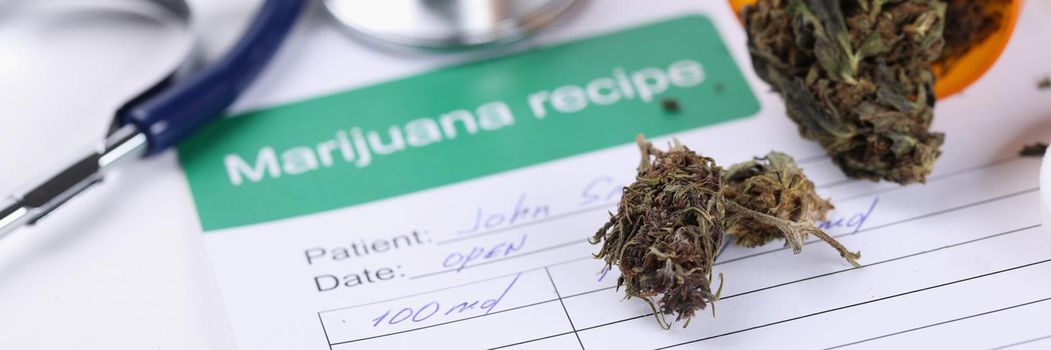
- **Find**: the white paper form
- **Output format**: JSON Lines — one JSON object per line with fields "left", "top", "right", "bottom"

{"left": 188, "top": 1, "right": 1051, "bottom": 349}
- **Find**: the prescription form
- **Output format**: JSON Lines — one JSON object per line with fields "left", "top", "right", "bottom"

{"left": 177, "top": 1, "right": 1051, "bottom": 349}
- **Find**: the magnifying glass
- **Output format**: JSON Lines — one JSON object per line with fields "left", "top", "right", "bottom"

{"left": 0, "top": 0, "right": 581, "bottom": 237}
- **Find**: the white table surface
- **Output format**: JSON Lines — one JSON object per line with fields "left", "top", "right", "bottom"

{"left": 0, "top": 1, "right": 258, "bottom": 348}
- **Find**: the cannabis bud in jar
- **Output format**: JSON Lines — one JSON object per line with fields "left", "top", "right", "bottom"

{"left": 938, "top": 0, "right": 1009, "bottom": 74}
{"left": 744, "top": 0, "right": 947, "bottom": 184}
{"left": 744, "top": 0, "right": 1009, "bottom": 184}
{"left": 590, "top": 136, "right": 860, "bottom": 329}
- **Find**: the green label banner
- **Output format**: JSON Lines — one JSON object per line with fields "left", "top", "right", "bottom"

{"left": 178, "top": 15, "right": 760, "bottom": 231}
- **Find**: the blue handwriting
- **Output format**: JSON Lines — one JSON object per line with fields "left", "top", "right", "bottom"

{"left": 818, "top": 198, "right": 879, "bottom": 234}
{"left": 443, "top": 234, "right": 527, "bottom": 272}
{"left": 371, "top": 273, "right": 521, "bottom": 327}
{"left": 458, "top": 194, "right": 549, "bottom": 235}
{"left": 580, "top": 175, "right": 624, "bottom": 207}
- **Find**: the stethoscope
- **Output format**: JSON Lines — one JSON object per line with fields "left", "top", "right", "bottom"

{"left": 0, "top": 0, "right": 580, "bottom": 237}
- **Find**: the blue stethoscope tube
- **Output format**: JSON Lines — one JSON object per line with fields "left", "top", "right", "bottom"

{"left": 0, "top": 0, "right": 304, "bottom": 238}
{"left": 121, "top": 0, "right": 304, "bottom": 155}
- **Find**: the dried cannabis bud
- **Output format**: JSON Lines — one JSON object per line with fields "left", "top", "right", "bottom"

{"left": 591, "top": 137, "right": 726, "bottom": 329}
{"left": 723, "top": 151, "right": 859, "bottom": 265}
{"left": 725, "top": 152, "right": 827, "bottom": 248}
{"left": 1020, "top": 142, "right": 1048, "bottom": 157}
{"left": 661, "top": 98, "right": 682, "bottom": 113}
{"left": 590, "top": 136, "right": 860, "bottom": 329}
{"left": 1039, "top": 76, "right": 1051, "bottom": 91}
{"left": 745, "top": 0, "right": 947, "bottom": 184}
{"left": 937, "top": 0, "right": 1007, "bottom": 74}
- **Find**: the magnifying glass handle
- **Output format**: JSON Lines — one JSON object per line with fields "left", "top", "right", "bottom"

{"left": 118, "top": 0, "right": 305, "bottom": 156}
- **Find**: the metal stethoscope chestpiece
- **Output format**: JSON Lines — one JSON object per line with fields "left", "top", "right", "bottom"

{"left": 322, "top": 0, "right": 580, "bottom": 50}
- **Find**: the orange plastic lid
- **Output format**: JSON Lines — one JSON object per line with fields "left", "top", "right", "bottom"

{"left": 727, "top": 0, "right": 1022, "bottom": 99}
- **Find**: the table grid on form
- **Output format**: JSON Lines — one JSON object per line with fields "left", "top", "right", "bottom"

{"left": 314, "top": 154, "right": 1051, "bottom": 349}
